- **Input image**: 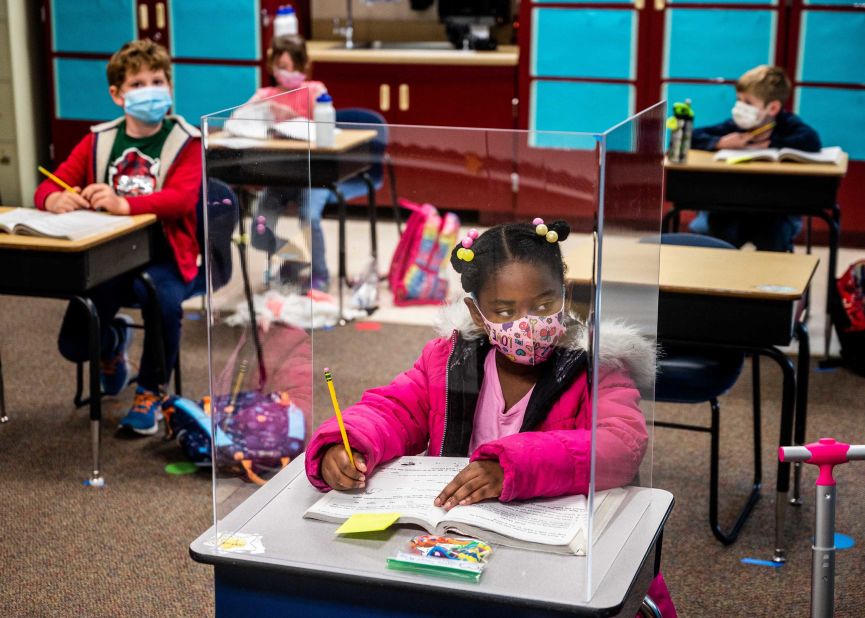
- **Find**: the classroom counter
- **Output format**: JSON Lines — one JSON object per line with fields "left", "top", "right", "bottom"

{"left": 307, "top": 40, "right": 519, "bottom": 66}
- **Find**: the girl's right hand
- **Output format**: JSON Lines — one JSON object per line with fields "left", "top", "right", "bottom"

{"left": 44, "top": 189, "right": 89, "bottom": 213}
{"left": 321, "top": 444, "right": 367, "bottom": 491}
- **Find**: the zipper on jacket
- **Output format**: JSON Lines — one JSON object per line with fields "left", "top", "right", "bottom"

{"left": 439, "top": 330, "right": 457, "bottom": 456}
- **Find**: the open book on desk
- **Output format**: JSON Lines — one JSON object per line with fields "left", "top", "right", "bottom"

{"left": 0, "top": 208, "right": 134, "bottom": 241}
{"left": 714, "top": 146, "right": 843, "bottom": 165}
{"left": 304, "top": 456, "right": 629, "bottom": 555}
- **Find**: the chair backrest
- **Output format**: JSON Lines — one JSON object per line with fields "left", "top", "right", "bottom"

{"left": 197, "top": 178, "right": 239, "bottom": 292}
{"left": 659, "top": 232, "right": 736, "bottom": 250}
{"left": 335, "top": 107, "right": 387, "bottom": 182}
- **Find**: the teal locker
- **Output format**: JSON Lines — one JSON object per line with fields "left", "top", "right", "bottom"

{"left": 54, "top": 58, "right": 119, "bottom": 121}
{"left": 796, "top": 87, "right": 865, "bottom": 160}
{"left": 173, "top": 64, "right": 260, "bottom": 125}
{"left": 51, "top": 0, "right": 136, "bottom": 54}
{"left": 531, "top": 80, "right": 633, "bottom": 147}
{"left": 664, "top": 9, "right": 776, "bottom": 80}
{"left": 170, "top": 0, "right": 261, "bottom": 60}
{"left": 663, "top": 83, "right": 735, "bottom": 128}
{"left": 797, "top": 11, "right": 865, "bottom": 85}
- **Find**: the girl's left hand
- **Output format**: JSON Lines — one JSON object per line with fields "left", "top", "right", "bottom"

{"left": 435, "top": 460, "right": 503, "bottom": 510}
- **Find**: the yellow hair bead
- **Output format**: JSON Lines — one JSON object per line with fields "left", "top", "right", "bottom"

{"left": 535, "top": 223, "right": 548, "bottom": 236}
{"left": 456, "top": 247, "right": 466, "bottom": 260}
{"left": 545, "top": 230, "right": 559, "bottom": 243}
{"left": 463, "top": 248, "right": 475, "bottom": 262}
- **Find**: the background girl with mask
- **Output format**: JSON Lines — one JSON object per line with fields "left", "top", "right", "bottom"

{"left": 34, "top": 39, "right": 202, "bottom": 435}
{"left": 244, "top": 35, "right": 332, "bottom": 291}
{"left": 689, "top": 65, "right": 821, "bottom": 251}
{"left": 305, "top": 219, "right": 653, "bottom": 506}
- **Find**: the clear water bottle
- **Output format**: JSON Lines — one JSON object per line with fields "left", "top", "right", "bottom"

{"left": 313, "top": 92, "right": 335, "bottom": 148}
{"left": 274, "top": 5, "right": 298, "bottom": 38}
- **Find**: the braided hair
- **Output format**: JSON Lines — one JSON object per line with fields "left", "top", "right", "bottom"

{"left": 450, "top": 220, "right": 571, "bottom": 297}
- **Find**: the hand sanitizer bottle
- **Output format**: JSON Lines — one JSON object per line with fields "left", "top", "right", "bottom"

{"left": 274, "top": 5, "right": 298, "bottom": 38}
{"left": 314, "top": 92, "right": 336, "bottom": 148}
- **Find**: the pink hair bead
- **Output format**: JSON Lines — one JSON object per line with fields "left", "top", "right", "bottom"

{"left": 532, "top": 217, "right": 544, "bottom": 226}
{"left": 468, "top": 228, "right": 479, "bottom": 240}
{"left": 462, "top": 236, "right": 474, "bottom": 249}
{"left": 256, "top": 224, "right": 266, "bottom": 234}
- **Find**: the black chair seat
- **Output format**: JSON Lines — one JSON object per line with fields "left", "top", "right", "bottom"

{"left": 656, "top": 345, "right": 745, "bottom": 404}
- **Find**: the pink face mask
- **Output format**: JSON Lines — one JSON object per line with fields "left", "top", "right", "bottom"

{"left": 275, "top": 69, "right": 306, "bottom": 90}
{"left": 473, "top": 299, "right": 568, "bottom": 366}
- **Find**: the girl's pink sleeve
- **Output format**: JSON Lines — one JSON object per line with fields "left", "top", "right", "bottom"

{"left": 305, "top": 339, "right": 446, "bottom": 491}
{"left": 471, "top": 368, "right": 648, "bottom": 501}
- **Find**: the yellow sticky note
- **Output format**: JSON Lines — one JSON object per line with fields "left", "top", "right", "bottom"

{"left": 335, "top": 512, "right": 401, "bottom": 535}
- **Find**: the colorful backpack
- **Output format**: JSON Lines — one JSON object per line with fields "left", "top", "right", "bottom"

{"left": 832, "top": 260, "right": 865, "bottom": 376}
{"left": 388, "top": 199, "right": 460, "bottom": 306}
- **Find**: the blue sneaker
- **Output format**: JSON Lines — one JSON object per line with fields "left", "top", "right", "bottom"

{"left": 101, "top": 314, "right": 134, "bottom": 396}
{"left": 118, "top": 387, "right": 162, "bottom": 436}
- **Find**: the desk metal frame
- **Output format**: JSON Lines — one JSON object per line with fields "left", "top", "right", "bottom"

{"left": 0, "top": 221, "right": 157, "bottom": 483}
{"left": 656, "top": 287, "right": 811, "bottom": 562}
{"left": 665, "top": 163, "right": 842, "bottom": 358}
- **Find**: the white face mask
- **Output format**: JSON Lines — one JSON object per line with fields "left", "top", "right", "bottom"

{"left": 731, "top": 100, "right": 764, "bottom": 130}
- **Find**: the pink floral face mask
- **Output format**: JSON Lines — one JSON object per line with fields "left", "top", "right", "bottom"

{"left": 472, "top": 298, "right": 567, "bottom": 366}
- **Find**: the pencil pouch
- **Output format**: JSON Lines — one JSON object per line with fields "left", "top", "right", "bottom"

{"left": 386, "top": 535, "right": 492, "bottom": 582}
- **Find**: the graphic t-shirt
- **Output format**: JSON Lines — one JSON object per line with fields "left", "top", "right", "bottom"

{"left": 106, "top": 119, "right": 175, "bottom": 197}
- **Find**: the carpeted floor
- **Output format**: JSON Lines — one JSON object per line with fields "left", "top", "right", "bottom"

{"left": 1, "top": 295, "right": 864, "bottom": 617}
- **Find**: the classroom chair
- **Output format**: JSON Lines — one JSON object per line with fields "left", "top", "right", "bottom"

{"left": 73, "top": 179, "right": 239, "bottom": 404}
{"left": 654, "top": 233, "right": 762, "bottom": 545}
{"left": 328, "top": 107, "right": 401, "bottom": 238}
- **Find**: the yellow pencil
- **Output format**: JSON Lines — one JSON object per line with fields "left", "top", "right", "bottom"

{"left": 323, "top": 367, "right": 355, "bottom": 468}
{"left": 748, "top": 121, "right": 775, "bottom": 139}
{"left": 37, "top": 165, "right": 78, "bottom": 193}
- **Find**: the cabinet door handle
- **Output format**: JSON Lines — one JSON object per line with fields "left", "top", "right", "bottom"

{"left": 399, "top": 84, "right": 410, "bottom": 111}
{"left": 138, "top": 3, "right": 149, "bottom": 30}
{"left": 155, "top": 2, "right": 166, "bottom": 29}
{"left": 633, "top": 0, "right": 644, "bottom": 9}
{"left": 379, "top": 84, "right": 391, "bottom": 112}
{"left": 654, "top": 0, "right": 665, "bottom": 10}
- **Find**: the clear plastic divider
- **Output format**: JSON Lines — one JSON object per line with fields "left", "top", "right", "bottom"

{"left": 199, "top": 94, "right": 664, "bottom": 609}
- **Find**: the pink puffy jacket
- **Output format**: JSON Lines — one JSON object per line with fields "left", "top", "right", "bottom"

{"left": 306, "top": 324, "right": 650, "bottom": 502}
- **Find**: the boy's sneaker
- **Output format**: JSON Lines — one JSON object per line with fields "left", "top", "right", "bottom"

{"left": 118, "top": 387, "right": 162, "bottom": 436}
{"left": 101, "top": 315, "right": 134, "bottom": 396}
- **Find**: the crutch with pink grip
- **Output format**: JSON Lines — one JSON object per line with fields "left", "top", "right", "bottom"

{"left": 779, "top": 438, "right": 865, "bottom": 618}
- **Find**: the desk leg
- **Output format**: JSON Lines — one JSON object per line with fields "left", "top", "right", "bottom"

{"left": 822, "top": 207, "right": 841, "bottom": 360}
{"left": 758, "top": 346, "right": 796, "bottom": 563}
{"left": 332, "top": 184, "right": 348, "bottom": 325}
{"left": 73, "top": 295, "right": 104, "bottom": 487}
{"left": 791, "top": 319, "right": 810, "bottom": 506}
{"left": 0, "top": 350, "right": 7, "bottom": 424}
{"left": 361, "top": 173, "right": 378, "bottom": 268}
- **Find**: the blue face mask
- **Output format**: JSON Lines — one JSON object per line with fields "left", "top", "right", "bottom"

{"left": 123, "top": 86, "right": 172, "bottom": 124}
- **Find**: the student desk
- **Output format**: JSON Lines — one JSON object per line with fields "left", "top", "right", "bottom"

{"left": 664, "top": 149, "right": 847, "bottom": 357}
{"left": 190, "top": 458, "right": 674, "bottom": 617}
{"left": 205, "top": 130, "right": 378, "bottom": 322}
{"left": 0, "top": 207, "right": 157, "bottom": 484}
{"left": 565, "top": 239, "right": 819, "bottom": 562}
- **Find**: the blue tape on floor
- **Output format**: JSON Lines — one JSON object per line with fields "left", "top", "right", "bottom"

{"left": 835, "top": 533, "right": 855, "bottom": 549}
{"left": 811, "top": 533, "right": 855, "bottom": 549}
{"left": 741, "top": 558, "right": 784, "bottom": 568}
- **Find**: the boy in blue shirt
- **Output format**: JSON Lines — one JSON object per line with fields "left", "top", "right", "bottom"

{"left": 691, "top": 65, "right": 821, "bottom": 251}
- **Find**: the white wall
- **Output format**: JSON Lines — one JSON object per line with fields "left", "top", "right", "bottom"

{"left": 0, "top": 0, "right": 46, "bottom": 206}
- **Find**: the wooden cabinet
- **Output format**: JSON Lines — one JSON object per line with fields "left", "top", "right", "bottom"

{"left": 312, "top": 61, "right": 516, "bottom": 129}
{"left": 309, "top": 45, "right": 518, "bottom": 215}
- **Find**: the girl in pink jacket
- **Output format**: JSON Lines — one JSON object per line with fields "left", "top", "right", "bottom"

{"left": 306, "top": 219, "right": 654, "bottom": 507}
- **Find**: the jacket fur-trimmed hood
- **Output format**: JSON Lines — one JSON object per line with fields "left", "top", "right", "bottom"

{"left": 435, "top": 294, "right": 657, "bottom": 392}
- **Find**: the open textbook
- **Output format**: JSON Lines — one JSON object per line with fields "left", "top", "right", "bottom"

{"left": 304, "top": 456, "right": 628, "bottom": 555}
{"left": 714, "top": 146, "right": 843, "bottom": 165}
{"left": 0, "top": 208, "right": 134, "bottom": 241}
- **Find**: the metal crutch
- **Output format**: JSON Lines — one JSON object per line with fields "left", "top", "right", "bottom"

{"left": 779, "top": 438, "right": 865, "bottom": 618}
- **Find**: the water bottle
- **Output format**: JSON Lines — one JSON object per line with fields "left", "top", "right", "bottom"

{"left": 667, "top": 99, "right": 694, "bottom": 163}
{"left": 273, "top": 5, "right": 298, "bottom": 38}
{"left": 313, "top": 92, "right": 335, "bottom": 148}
